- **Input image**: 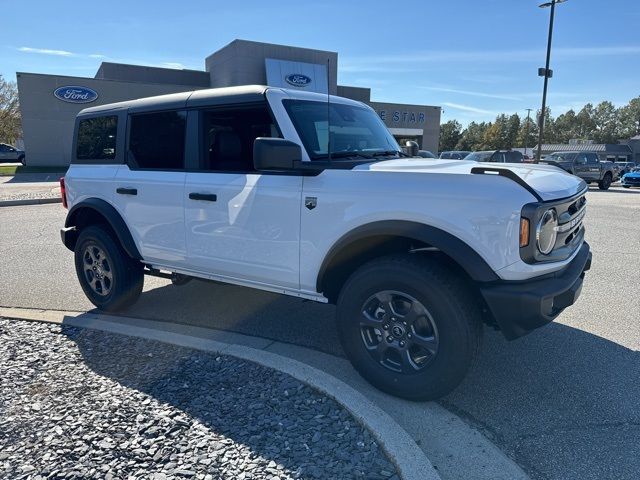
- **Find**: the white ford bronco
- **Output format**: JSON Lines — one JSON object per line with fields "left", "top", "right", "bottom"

{"left": 61, "top": 85, "right": 591, "bottom": 400}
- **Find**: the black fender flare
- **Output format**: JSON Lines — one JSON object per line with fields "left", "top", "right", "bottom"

{"left": 316, "top": 220, "right": 499, "bottom": 293}
{"left": 63, "top": 198, "right": 141, "bottom": 260}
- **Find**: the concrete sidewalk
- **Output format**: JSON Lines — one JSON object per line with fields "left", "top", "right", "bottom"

{"left": 0, "top": 175, "right": 62, "bottom": 206}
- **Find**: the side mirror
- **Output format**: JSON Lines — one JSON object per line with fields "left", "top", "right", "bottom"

{"left": 402, "top": 140, "right": 419, "bottom": 157}
{"left": 253, "top": 138, "right": 302, "bottom": 171}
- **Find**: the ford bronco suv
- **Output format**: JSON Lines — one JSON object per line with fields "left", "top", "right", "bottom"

{"left": 60, "top": 86, "right": 591, "bottom": 400}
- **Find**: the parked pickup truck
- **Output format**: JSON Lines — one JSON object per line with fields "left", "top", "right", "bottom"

{"left": 59, "top": 85, "right": 591, "bottom": 400}
{"left": 541, "top": 151, "right": 616, "bottom": 190}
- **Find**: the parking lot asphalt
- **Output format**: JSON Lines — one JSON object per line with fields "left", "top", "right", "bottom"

{"left": 1, "top": 186, "right": 639, "bottom": 480}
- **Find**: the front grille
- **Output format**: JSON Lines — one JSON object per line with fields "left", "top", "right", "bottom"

{"left": 624, "top": 176, "right": 640, "bottom": 185}
{"left": 554, "top": 193, "right": 586, "bottom": 253}
{"left": 520, "top": 190, "right": 587, "bottom": 264}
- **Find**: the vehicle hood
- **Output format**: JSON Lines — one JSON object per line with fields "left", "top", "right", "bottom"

{"left": 355, "top": 159, "right": 586, "bottom": 202}
{"left": 624, "top": 171, "right": 640, "bottom": 178}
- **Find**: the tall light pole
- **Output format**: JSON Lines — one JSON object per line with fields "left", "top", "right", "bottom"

{"left": 525, "top": 108, "right": 533, "bottom": 157}
{"left": 535, "top": 0, "right": 567, "bottom": 162}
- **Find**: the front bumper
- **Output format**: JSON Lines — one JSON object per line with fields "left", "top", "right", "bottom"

{"left": 480, "top": 242, "right": 592, "bottom": 340}
{"left": 621, "top": 177, "right": 640, "bottom": 187}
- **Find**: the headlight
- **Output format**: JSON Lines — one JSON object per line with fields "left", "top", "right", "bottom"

{"left": 536, "top": 209, "right": 558, "bottom": 255}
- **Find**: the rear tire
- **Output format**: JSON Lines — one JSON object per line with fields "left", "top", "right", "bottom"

{"left": 598, "top": 173, "right": 612, "bottom": 190}
{"left": 74, "top": 225, "right": 143, "bottom": 312}
{"left": 336, "top": 254, "right": 482, "bottom": 401}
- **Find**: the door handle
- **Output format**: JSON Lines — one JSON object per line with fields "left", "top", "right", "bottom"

{"left": 116, "top": 187, "right": 137, "bottom": 195}
{"left": 189, "top": 192, "right": 217, "bottom": 202}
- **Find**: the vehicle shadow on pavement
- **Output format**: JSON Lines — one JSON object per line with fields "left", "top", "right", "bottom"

{"left": 117, "top": 279, "right": 343, "bottom": 356}
{"left": 443, "top": 323, "right": 640, "bottom": 480}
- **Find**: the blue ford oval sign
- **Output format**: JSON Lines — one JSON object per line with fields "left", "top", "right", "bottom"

{"left": 53, "top": 86, "right": 99, "bottom": 104}
{"left": 285, "top": 74, "right": 312, "bottom": 87}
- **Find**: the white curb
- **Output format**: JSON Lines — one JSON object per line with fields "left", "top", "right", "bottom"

{"left": 0, "top": 197, "right": 61, "bottom": 207}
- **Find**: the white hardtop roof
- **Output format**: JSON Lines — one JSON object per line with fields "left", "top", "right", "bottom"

{"left": 78, "top": 85, "right": 366, "bottom": 116}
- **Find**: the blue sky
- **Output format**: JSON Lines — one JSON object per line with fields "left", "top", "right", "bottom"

{"left": 2, "top": 0, "right": 639, "bottom": 125}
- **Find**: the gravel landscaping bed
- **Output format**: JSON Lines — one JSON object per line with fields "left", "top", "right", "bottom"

{"left": 0, "top": 318, "right": 398, "bottom": 480}
{"left": 0, "top": 189, "right": 60, "bottom": 202}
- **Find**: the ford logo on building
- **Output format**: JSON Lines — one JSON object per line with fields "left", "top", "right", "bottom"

{"left": 285, "top": 74, "right": 312, "bottom": 87}
{"left": 53, "top": 86, "right": 99, "bottom": 104}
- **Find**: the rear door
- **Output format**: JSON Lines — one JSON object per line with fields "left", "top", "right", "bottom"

{"left": 112, "top": 110, "right": 188, "bottom": 267}
{"left": 184, "top": 102, "right": 303, "bottom": 289}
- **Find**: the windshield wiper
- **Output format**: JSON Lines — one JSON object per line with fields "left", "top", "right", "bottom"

{"left": 318, "top": 151, "right": 374, "bottom": 160}
{"left": 371, "top": 150, "right": 406, "bottom": 158}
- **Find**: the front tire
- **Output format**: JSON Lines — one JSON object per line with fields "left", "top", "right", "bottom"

{"left": 598, "top": 173, "right": 612, "bottom": 190}
{"left": 336, "top": 254, "right": 482, "bottom": 401}
{"left": 74, "top": 225, "right": 143, "bottom": 312}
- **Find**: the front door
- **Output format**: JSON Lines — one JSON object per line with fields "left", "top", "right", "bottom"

{"left": 584, "top": 153, "right": 601, "bottom": 181}
{"left": 112, "top": 110, "right": 188, "bottom": 267}
{"left": 184, "top": 103, "right": 302, "bottom": 289}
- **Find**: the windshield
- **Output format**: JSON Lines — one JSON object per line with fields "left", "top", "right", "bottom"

{"left": 546, "top": 153, "right": 569, "bottom": 162}
{"left": 283, "top": 100, "right": 399, "bottom": 160}
{"left": 465, "top": 152, "right": 493, "bottom": 162}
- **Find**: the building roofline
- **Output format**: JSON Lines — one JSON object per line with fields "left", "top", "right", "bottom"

{"left": 15, "top": 71, "right": 205, "bottom": 89}
{"left": 95, "top": 61, "right": 206, "bottom": 76}
{"left": 205, "top": 38, "right": 338, "bottom": 61}
{"left": 369, "top": 100, "right": 441, "bottom": 110}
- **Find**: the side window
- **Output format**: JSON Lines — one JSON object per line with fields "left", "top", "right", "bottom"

{"left": 506, "top": 151, "right": 523, "bottom": 163}
{"left": 128, "top": 111, "right": 186, "bottom": 170}
{"left": 76, "top": 115, "right": 118, "bottom": 160}
{"left": 588, "top": 153, "right": 599, "bottom": 163}
{"left": 575, "top": 154, "right": 587, "bottom": 164}
{"left": 199, "top": 104, "right": 279, "bottom": 172}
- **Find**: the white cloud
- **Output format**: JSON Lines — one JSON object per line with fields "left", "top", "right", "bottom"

{"left": 18, "top": 47, "right": 74, "bottom": 56}
{"left": 88, "top": 53, "right": 106, "bottom": 59}
{"left": 442, "top": 102, "right": 500, "bottom": 115}
{"left": 161, "top": 62, "right": 187, "bottom": 70}
{"left": 422, "top": 86, "right": 522, "bottom": 101}
{"left": 343, "top": 45, "right": 640, "bottom": 70}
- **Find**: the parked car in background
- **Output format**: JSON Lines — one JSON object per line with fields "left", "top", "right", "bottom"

{"left": 617, "top": 162, "right": 637, "bottom": 177}
{"left": 439, "top": 151, "right": 470, "bottom": 160}
{"left": 621, "top": 169, "right": 640, "bottom": 188}
{"left": 465, "top": 150, "right": 524, "bottom": 163}
{"left": 417, "top": 150, "right": 437, "bottom": 159}
{"left": 0, "top": 143, "right": 25, "bottom": 165}
{"left": 540, "top": 151, "right": 616, "bottom": 190}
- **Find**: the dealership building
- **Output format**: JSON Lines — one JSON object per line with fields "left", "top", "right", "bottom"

{"left": 17, "top": 39, "right": 441, "bottom": 167}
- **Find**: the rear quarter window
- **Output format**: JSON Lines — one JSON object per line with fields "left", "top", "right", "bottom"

{"left": 76, "top": 116, "right": 118, "bottom": 160}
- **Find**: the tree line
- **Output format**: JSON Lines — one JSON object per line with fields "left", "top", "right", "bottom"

{"left": 439, "top": 96, "right": 640, "bottom": 153}
{"left": 0, "top": 75, "right": 21, "bottom": 144}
